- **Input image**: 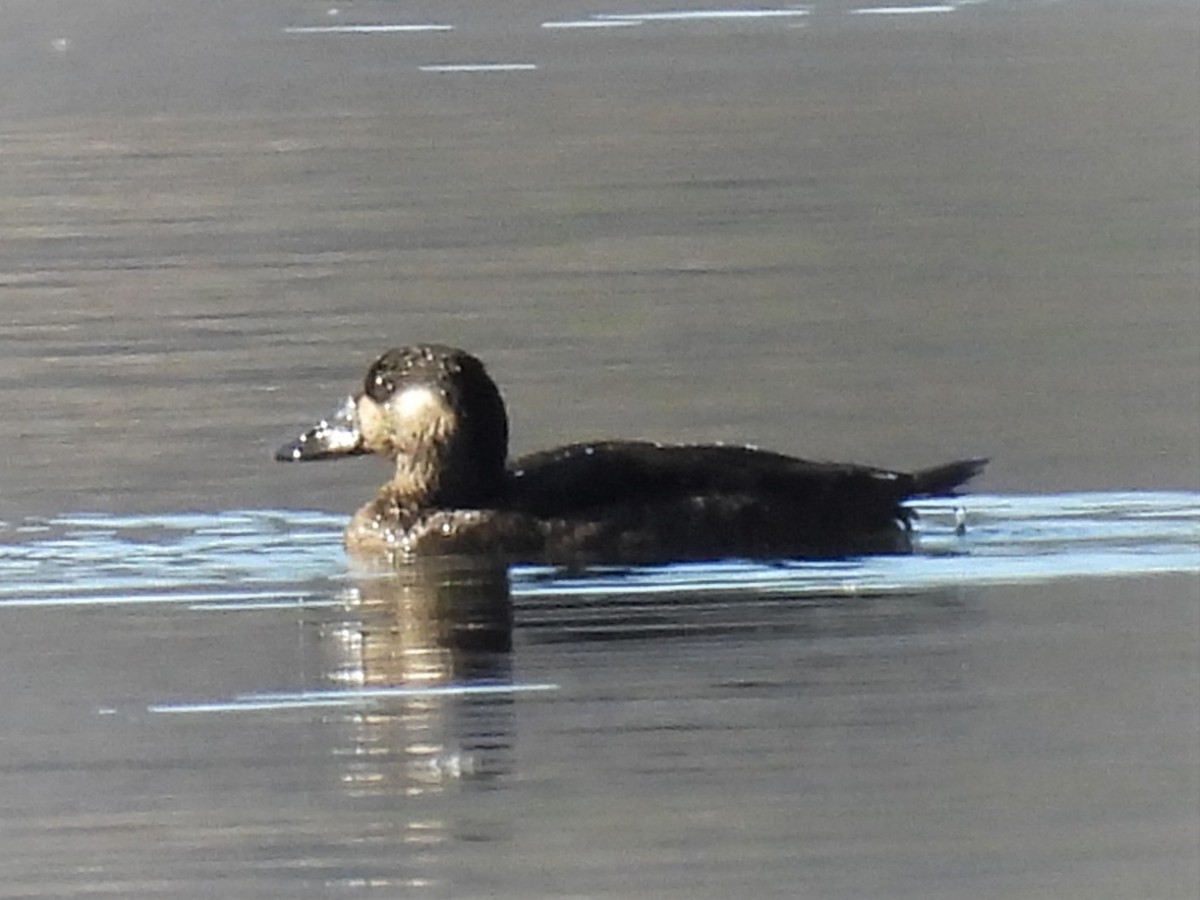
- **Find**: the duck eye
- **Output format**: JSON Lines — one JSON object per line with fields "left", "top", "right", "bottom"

{"left": 365, "top": 366, "right": 395, "bottom": 402}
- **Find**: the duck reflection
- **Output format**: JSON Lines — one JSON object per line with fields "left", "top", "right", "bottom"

{"left": 322, "top": 555, "right": 515, "bottom": 799}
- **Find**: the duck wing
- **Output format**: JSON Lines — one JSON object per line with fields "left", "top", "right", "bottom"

{"left": 506, "top": 441, "right": 985, "bottom": 529}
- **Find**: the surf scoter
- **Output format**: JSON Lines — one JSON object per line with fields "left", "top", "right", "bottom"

{"left": 274, "top": 344, "right": 986, "bottom": 564}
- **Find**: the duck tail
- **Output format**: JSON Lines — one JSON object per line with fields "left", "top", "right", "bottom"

{"left": 909, "top": 457, "right": 988, "bottom": 496}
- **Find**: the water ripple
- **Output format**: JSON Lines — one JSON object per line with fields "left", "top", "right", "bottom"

{"left": 0, "top": 492, "right": 1195, "bottom": 609}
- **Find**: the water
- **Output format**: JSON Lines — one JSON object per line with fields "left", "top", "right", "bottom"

{"left": 0, "top": 493, "right": 1196, "bottom": 897}
{"left": 1, "top": 0, "right": 1197, "bottom": 895}
{"left": 4, "top": 492, "right": 1198, "bottom": 608}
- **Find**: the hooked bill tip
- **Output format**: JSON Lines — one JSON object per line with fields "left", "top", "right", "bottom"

{"left": 274, "top": 427, "right": 326, "bottom": 462}
{"left": 274, "top": 443, "right": 304, "bottom": 462}
{"left": 273, "top": 396, "right": 366, "bottom": 463}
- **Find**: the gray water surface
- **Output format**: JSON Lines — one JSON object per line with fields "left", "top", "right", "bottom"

{"left": 1, "top": 0, "right": 1198, "bottom": 896}
{"left": 1, "top": 494, "right": 1197, "bottom": 897}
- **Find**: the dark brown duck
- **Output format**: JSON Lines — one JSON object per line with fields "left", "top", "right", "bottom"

{"left": 275, "top": 344, "right": 986, "bottom": 564}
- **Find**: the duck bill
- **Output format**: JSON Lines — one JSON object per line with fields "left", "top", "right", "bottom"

{"left": 274, "top": 395, "right": 368, "bottom": 462}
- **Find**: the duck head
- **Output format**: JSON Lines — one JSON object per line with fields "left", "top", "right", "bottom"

{"left": 275, "top": 345, "right": 510, "bottom": 508}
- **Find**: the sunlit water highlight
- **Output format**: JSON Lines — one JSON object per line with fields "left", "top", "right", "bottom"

{"left": 148, "top": 682, "right": 560, "bottom": 715}
{"left": 5, "top": 491, "right": 1192, "bottom": 718}
{"left": 2, "top": 492, "right": 1195, "bottom": 610}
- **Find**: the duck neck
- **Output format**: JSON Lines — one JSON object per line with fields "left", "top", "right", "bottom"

{"left": 383, "top": 438, "right": 507, "bottom": 510}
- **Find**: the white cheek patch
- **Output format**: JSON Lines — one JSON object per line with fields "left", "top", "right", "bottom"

{"left": 394, "top": 386, "right": 445, "bottom": 419}
{"left": 357, "top": 386, "right": 453, "bottom": 455}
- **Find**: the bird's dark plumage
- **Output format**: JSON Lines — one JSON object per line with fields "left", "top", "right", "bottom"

{"left": 275, "top": 345, "right": 986, "bottom": 564}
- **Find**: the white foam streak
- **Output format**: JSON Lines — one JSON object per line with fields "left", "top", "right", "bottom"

{"left": 419, "top": 63, "right": 538, "bottom": 73}
{"left": 851, "top": 6, "right": 957, "bottom": 15}
{"left": 284, "top": 24, "right": 453, "bottom": 34}
{"left": 594, "top": 9, "right": 812, "bottom": 22}
{"left": 150, "top": 682, "right": 559, "bottom": 714}
{"left": 541, "top": 20, "right": 644, "bottom": 29}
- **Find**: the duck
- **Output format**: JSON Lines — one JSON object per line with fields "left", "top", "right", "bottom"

{"left": 274, "top": 344, "right": 986, "bottom": 564}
